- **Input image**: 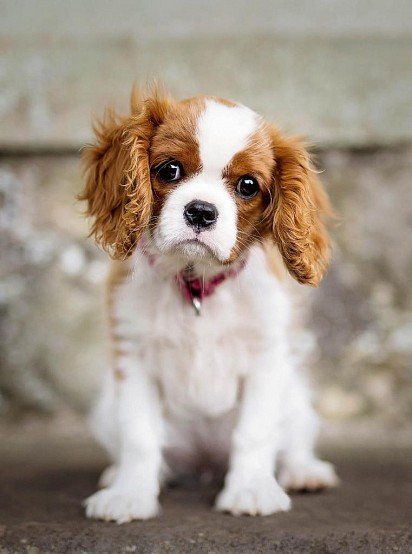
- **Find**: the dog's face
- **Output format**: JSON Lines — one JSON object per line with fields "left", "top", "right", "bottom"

{"left": 150, "top": 97, "right": 274, "bottom": 265}
{"left": 80, "top": 88, "right": 331, "bottom": 285}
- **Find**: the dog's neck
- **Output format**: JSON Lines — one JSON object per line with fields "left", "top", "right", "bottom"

{"left": 175, "top": 259, "right": 246, "bottom": 315}
{"left": 137, "top": 235, "right": 247, "bottom": 315}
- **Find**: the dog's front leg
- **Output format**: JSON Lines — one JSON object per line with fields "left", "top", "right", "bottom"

{"left": 216, "top": 355, "right": 291, "bottom": 516}
{"left": 84, "top": 367, "right": 163, "bottom": 523}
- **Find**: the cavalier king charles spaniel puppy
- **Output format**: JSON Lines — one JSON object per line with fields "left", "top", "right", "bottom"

{"left": 79, "top": 85, "right": 338, "bottom": 523}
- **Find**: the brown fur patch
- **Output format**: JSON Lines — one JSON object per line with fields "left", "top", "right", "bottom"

{"left": 220, "top": 120, "right": 332, "bottom": 283}
{"left": 114, "top": 368, "right": 126, "bottom": 381}
{"left": 263, "top": 126, "right": 332, "bottom": 286}
{"left": 79, "top": 86, "right": 173, "bottom": 259}
{"left": 222, "top": 125, "right": 275, "bottom": 261}
{"left": 106, "top": 260, "right": 131, "bottom": 380}
{"left": 262, "top": 240, "right": 287, "bottom": 281}
{"left": 150, "top": 97, "right": 205, "bottom": 224}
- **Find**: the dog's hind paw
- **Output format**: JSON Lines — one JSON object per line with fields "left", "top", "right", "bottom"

{"left": 279, "top": 459, "right": 339, "bottom": 492}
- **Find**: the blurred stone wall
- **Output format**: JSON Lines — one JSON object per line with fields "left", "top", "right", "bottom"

{"left": 0, "top": 1, "right": 411, "bottom": 431}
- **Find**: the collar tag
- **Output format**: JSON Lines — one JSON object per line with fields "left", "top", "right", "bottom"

{"left": 191, "top": 296, "right": 202, "bottom": 316}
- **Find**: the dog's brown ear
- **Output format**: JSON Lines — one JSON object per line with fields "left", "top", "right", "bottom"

{"left": 268, "top": 129, "right": 332, "bottom": 286}
{"left": 79, "top": 87, "right": 172, "bottom": 259}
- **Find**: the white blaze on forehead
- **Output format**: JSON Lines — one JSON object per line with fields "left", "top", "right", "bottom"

{"left": 196, "top": 99, "right": 259, "bottom": 174}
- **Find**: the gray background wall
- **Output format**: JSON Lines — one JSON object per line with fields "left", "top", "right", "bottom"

{"left": 2, "top": 0, "right": 412, "bottom": 149}
{"left": 0, "top": 1, "right": 411, "bottom": 437}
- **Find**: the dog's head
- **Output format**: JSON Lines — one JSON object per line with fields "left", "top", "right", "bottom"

{"left": 80, "top": 86, "right": 331, "bottom": 285}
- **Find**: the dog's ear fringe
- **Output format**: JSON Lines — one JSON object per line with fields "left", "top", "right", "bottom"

{"left": 78, "top": 83, "right": 174, "bottom": 259}
{"left": 264, "top": 127, "right": 334, "bottom": 287}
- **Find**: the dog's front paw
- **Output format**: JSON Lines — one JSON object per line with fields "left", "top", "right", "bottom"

{"left": 83, "top": 488, "right": 160, "bottom": 523}
{"left": 215, "top": 474, "right": 291, "bottom": 516}
{"left": 278, "top": 459, "right": 339, "bottom": 492}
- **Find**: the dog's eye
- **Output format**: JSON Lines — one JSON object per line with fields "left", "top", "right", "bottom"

{"left": 236, "top": 176, "right": 260, "bottom": 199}
{"left": 156, "top": 160, "right": 183, "bottom": 183}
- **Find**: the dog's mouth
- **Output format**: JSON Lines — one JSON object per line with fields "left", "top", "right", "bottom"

{"left": 173, "top": 238, "right": 219, "bottom": 260}
{"left": 153, "top": 223, "right": 232, "bottom": 264}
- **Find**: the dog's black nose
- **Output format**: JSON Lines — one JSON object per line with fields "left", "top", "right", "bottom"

{"left": 184, "top": 200, "right": 218, "bottom": 231}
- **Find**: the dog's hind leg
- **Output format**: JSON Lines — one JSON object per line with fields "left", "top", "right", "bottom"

{"left": 277, "top": 384, "right": 339, "bottom": 492}
{"left": 98, "top": 464, "right": 118, "bottom": 488}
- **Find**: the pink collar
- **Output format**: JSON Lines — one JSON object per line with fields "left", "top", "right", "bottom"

{"left": 140, "top": 241, "right": 245, "bottom": 315}
{"left": 176, "top": 262, "right": 245, "bottom": 315}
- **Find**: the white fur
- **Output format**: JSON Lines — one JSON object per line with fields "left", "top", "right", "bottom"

{"left": 154, "top": 174, "right": 238, "bottom": 262}
{"left": 197, "top": 99, "right": 259, "bottom": 172}
{"left": 84, "top": 247, "right": 338, "bottom": 523}
{"left": 84, "top": 101, "right": 338, "bottom": 523}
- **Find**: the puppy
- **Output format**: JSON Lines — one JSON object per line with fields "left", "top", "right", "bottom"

{"left": 79, "top": 86, "right": 338, "bottom": 523}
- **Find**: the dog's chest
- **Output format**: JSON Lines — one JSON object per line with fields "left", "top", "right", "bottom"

{"left": 142, "top": 282, "right": 263, "bottom": 417}
{"left": 152, "top": 290, "right": 260, "bottom": 416}
{"left": 116, "top": 251, "right": 285, "bottom": 418}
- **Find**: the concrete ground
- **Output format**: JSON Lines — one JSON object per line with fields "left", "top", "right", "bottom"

{"left": 0, "top": 420, "right": 411, "bottom": 553}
